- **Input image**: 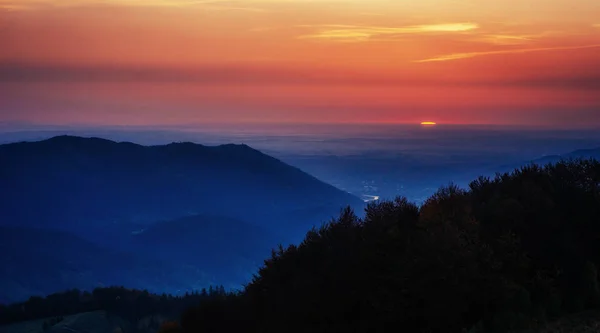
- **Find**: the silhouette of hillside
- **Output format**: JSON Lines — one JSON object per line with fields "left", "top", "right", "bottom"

{"left": 180, "top": 159, "right": 600, "bottom": 332}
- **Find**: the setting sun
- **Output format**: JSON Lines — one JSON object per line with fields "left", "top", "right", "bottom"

{"left": 420, "top": 122, "right": 437, "bottom": 126}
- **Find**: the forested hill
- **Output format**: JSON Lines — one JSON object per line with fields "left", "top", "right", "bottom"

{"left": 2, "top": 159, "right": 600, "bottom": 333}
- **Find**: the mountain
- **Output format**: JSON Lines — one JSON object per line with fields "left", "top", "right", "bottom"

{"left": 0, "top": 135, "right": 363, "bottom": 236}
{"left": 0, "top": 136, "right": 363, "bottom": 302}
{"left": 0, "top": 226, "right": 211, "bottom": 304}
{"left": 127, "top": 214, "right": 276, "bottom": 283}
{"left": 494, "top": 147, "right": 600, "bottom": 176}
{"left": 530, "top": 147, "right": 600, "bottom": 165}
{"left": 0, "top": 216, "right": 275, "bottom": 304}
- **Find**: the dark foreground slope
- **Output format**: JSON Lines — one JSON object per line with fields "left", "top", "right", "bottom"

{"left": 179, "top": 159, "right": 600, "bottom": 333}
{"left": 0, "top": 135, "right": 362, "bottom": 234}
{"left": 3, "top": 159, "right": 600, "bottom": 333}
{"left": 0, "top": 311, "right": 134, "bottom": 333}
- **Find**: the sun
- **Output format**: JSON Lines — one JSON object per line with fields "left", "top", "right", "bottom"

{"left": 420, "top": 121, "right": 437, "bottom": 126}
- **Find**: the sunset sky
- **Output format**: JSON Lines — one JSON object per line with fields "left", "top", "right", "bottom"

{"left": 1, "top": 0, "right": 599, "bottom": 127}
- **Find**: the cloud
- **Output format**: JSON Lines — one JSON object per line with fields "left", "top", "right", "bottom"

{"left": 0, "top": 0, "right": 269, "bottom": 11}
{"left": 0, "top": 3, "right": 33, "bottom": 10}
{"left": 415, "top": 44, "right": 600, "bottom": 62}
{"left": 477, "top": 34, "right": 534, "bottom": 45}
{"left": 471, "top": 30, "right": 574, "bottom": 47}
{"left": 298, "top": 23, "right": 478, "bottom": 42}
{"left": 593, "top": 24, "right": 600, "bottom": 28}
{"left": 0, "top": 62, "right": 386, "bottom": 85}
{"left": 3, "top": 61, "right": 600, "bottom": 90}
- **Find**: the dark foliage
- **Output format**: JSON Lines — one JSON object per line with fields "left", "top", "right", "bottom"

{"left": 0, "top": 286, "right": 232, "bottom": 327}
{"left": 179, "top": 159, "right": 600, "bottom": 333}
{"left": 41, "top": 316, "right": 64, "bottom": 331}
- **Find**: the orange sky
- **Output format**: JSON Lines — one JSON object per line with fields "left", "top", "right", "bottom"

{"left": 1, "top": 0, "right": 599, "bottom": 126}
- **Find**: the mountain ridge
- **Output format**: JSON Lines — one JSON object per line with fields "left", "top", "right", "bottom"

{"left": 494, "top": 146, "right": 600, "bottom": 175}
{"left": 0, "top": 135, "right": 363, "bottom": 232}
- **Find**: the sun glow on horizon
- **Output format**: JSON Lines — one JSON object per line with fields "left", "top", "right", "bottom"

{"left": 420, "top": 121, "right": 437, "bottom": 126}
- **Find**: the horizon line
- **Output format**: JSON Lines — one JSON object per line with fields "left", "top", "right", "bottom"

{"left": 1, "top": 121, "right": 598, "bottom": 130}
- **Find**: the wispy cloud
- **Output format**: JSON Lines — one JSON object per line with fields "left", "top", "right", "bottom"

{"left": 358, "top": 12, "right": 386, "bottom": 16}
{"left": 298, "top": 23, "right": 478, "bottom": 42}
{"left": 4, "top": 61, "right": 599, "bottom": 91}
{"left": 415, "top": 44, "right": 600, "bottom": 63}
{"left": 0, "top": 4, "right": 30, "bottom": 10}
{"left": 593, "top": 23, "right": 600, "bottom": 28}
{"left": 470, "top": 28, "right": 568, "bottom": 46}
{"left": 0, "top": 0, "right": 269, "bottom": 11}
{"left": 477, "top": 34, "right": 534, "bottom": 45}
{"left": 0, "top": 0, "right": 202, "bottom": 10}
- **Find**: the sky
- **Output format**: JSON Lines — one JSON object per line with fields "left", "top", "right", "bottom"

{"left": 1, "top": 0, "right": 599, "bottom": 127}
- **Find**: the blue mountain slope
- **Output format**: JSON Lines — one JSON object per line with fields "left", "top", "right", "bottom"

{"left": 0, "top": 136, "right": 364, "bottom": 303}
{"left": 0, "top": 135, "right": 363, "bottom": 234}
{"left": 494, "top": 147, "right": 600, "bottom": 176}
{"left": 128, "top": 214, "right": 276, "bottom": 283}
{"left": 0, "top": 226, "right": 210, "bottom": 304}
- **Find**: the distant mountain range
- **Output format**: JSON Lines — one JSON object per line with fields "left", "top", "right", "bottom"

{"left": 0, "top": 226, "right": 210, "bottom": 304}
{"left": 530, "top": 147, "right": 600, "bottom": 164}
{"left": 0, "top": 136, "right": 364, "bottom": 303}
{"left": 0, "top": 215, "right": 275, "bottom": 303}
{"left": 496, "top": 147, "right": 600, "bottom": 175}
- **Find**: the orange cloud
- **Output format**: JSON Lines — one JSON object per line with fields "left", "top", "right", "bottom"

{"left": 298, "top": 23, "right": 478, "bottom": 42}
{"left": 0, "top": 0, "right": 270, "bottom": 11}
{"left": 415, "top": 44, "right": 600, "bottom": 63}
{"left": 477, "top": 34, "right": 534, "bottom": 45}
